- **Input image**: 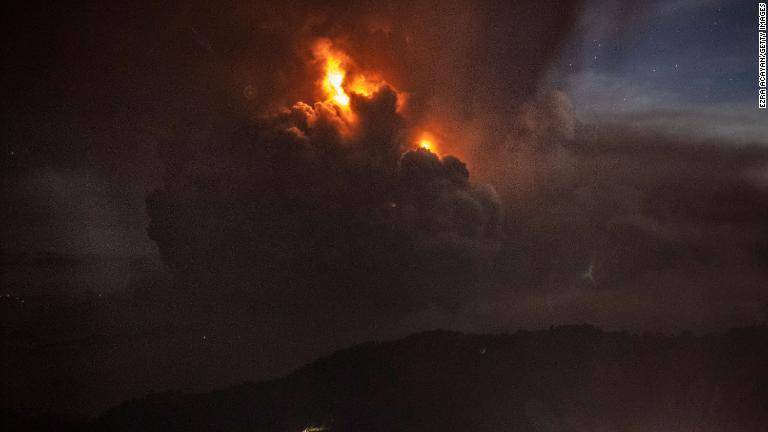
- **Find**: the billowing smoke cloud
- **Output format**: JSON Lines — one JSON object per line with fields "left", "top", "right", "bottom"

{"left": 140, "top": 0, "right": 587, "bottom": 326}
{"left": 147, "top": 87, "right": 502, "bottom": 317}
{"left": 473, "top": 127, "right": 768, "bottom": 332}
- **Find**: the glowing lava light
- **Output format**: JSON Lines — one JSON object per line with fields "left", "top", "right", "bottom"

{"left": 323, "top": 56, "right": 350, "bottom": 107}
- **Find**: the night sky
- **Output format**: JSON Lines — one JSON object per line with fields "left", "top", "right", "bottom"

{"left": 2, "top": 0, "right": 767, "bottom": 418}
{"left": 561, "top": 0, "right": 768, "bottom": 142}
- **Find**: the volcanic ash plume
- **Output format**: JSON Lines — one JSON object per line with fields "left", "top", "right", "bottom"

{"left": 146, "top": 43, "right": 502, "bottom": 318}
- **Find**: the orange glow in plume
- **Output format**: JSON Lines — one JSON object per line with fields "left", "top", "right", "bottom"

{"left": 315, "top": 40, "right": 383, "bottom": 110}
{"left": 417, "top": 131, "right": 439, "bottom": 154}
{"left": 323, "top": 55, "right": 350, "bottom": 107}
{"left": 348, "top": 75, "right": 378, "bottom": 97}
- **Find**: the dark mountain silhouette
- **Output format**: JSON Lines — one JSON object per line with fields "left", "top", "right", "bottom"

{"left": 17, "top": 325, "right": 768, "bottom": 431}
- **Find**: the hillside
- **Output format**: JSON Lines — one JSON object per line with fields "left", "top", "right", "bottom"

{"left": 55, "top": 325, "right": 768, "bottom": 431}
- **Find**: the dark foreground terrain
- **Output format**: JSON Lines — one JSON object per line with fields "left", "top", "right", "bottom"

{"left": 8, "top": 325, "right": 768, "bottom": 431}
